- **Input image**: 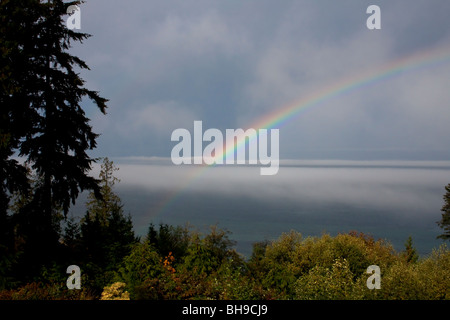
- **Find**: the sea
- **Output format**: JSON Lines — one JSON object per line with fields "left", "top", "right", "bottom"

{"left": 70, "top": 159, "right": 450, "bottom": 258}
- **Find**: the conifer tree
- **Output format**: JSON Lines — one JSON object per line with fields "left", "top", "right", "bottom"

{"left": 63, "top": 215, "right": 81, "bottom": 253}
{"left": 403, "top": 236, "right": 419, "bottom": 263}
{"left": 1, "top": 0, "right": 107, "bottom": 269}
{"left": 437, "top": 183, "right": 450, "bottom": 241}
{"left": 84, "top": 157, "right": 121, "bottom": 227}
{"left": 81, "top": 158, "right": 136, "bottom": 272}
{"left": 1, "top": 1, "right": 107, "bottom": 282}
{"left": 0, "top": 0, "right": 37, "bottom": 272}
{"left": 1, "top": 0, "right": 107, "bottom": 213}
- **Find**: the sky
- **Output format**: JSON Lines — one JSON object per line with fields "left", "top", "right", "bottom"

{"left": 65, "top": 1, "right": 450, "bottom": 252}
{"left": 71, "top": 0, "right": 450, "bottom": 162}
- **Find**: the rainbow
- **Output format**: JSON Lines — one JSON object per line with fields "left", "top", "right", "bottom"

{"left": 151, "top": 45, "right": 450, "bottom": 220}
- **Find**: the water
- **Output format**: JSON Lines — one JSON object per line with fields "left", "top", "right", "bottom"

{"left": 117, "top": 187, "right": 443, "bottom": 258}
{"left": 70, "top": 160, "right": 450, "bottom": 258}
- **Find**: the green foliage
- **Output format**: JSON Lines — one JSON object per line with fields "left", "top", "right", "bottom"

{"left": 417, "top": 244, "right": 450, "bottom": 299}
{"left": 377, "top": 261, "right": 425, "bottom": 299}
{"left": 0, "top": 282, "right": 96, "bottom": 300}
{"left": 182, "top": 226, "right": 241, "bottom": 276}
{"left": 247, "top": 230, "right": 398, "bottom": 299}
{"left": 2, "top": 221, "right": 450, "bottom": 300}
{"left": 403, "top": 236, "right": 419, "bottom": 264}
{"left": 84, "top": 158, "right": 121, "bottom": 227}
{"left": 147, "top": 223, "right": 190, "bottom": 259}
{"left": 207, "top": 262, "right": 261, "bottom": 300}
{"left": 75, "top": 158, "right": 137, "bottom": 292}
{"left": 115, "top": 225, "right": 254, "bottom": 300}
{"left": 118, "top": 242, "right": 164, "bottom": 300}
{"left": 100, "top": 282, "right": 130, "bottom": 300}
{"left": 295, "top": 258, "right": 363, "bottom": 300}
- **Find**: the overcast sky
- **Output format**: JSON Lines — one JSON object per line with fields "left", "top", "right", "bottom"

{"left": 70, "top": 0, "right": 450, "bottom": 161}
{"left": 62, "top": 1, "right": 450, "bottom": 252}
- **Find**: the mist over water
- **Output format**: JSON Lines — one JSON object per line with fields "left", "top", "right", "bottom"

{"left": 73, "top": 159, "right": 450, "bottom": 257}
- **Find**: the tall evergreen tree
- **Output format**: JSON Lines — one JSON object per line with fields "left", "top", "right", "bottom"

{"left": 62, "top": 214, "right": 81, "bottom": 258}
{"left": 437, "top": 183, "right": 450, "bottom": 241}
{"left": 18, "top": 0, "right": 107, "bottom": 216}
{"left": 146, "top": 223, "right": 190, "bottom": 259}
{"left": 0, "top": 0, "right": 107, "bottom": 274}
{"left": 80, "top": 158, "right": 136, "bottom": 275}
{"left": 403, "top": 236, "right": 419, "bottom": 263}
{"left": 0, "top": 0, "right": 37, "bottom": 274}
{"left": 84, "top": 157, "right": 121, "bottom": 226}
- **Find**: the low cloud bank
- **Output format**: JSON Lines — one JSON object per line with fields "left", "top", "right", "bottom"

{"left": 108, "top": 158, "right": 450, "bottom": 219}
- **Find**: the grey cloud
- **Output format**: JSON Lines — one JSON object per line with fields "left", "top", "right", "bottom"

{"left": 69, "top": 0, "right": 450, "bottom": 161}
{"left": 110, "top": 159, "right": 450, "bottom": 221}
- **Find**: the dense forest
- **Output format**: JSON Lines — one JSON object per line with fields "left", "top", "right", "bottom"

{"left": 1, "top": 1, "right": 450, "bottom": 300}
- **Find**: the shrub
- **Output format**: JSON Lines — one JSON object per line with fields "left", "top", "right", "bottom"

{"left": 118, "top": 242, "right": 164, "bottom": 299}
{"left": 250, "top": 231, "right": 399, "bottom": 299}
{"left": 295, "top": 258, "right": 362, "bottom": 300}
{"left": 376, "top": 261, "right": 425, "bottom": 299}
{"left": 100, "top": 282, "right": 130, "bottom": 300}
{"left": 0, "top": 282, "right": 96, "bottom": 300}
{"left": 415, "top": 244, "right": 450, "bottom": 299}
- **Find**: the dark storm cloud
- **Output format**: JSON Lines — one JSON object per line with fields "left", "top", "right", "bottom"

{"left": 70, "top": 0, "right": 450, "bottom": 160}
